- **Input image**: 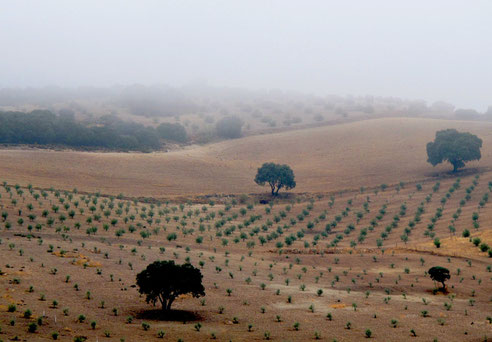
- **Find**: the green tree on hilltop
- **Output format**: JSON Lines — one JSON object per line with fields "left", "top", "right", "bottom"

{"left": 426, "top": 129, "right": 482, "bottom": 172}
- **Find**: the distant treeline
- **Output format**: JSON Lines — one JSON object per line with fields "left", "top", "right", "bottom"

{"left": 0, "top": 85, "right": 198, "bottom": 117}
{"left": 0, "top": 110, "right": 189, "bottom": 151}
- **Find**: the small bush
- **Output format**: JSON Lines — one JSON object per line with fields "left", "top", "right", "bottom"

{"left": 479, "top": 243, "right": 490, "bottom": 252}
{"left": 27, "top": 322, "right": 37, "bottom": 333}
{"left": 24, "top": 309, "right": 32, "bottom": 319}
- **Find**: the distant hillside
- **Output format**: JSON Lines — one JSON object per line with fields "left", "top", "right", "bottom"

{"left": 0, "top": 117, "right": 490, "bottom": 197}
{"left": 1, "top": 85, "right": 491, "bottom": 145}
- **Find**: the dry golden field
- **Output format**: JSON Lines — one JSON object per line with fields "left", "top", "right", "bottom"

{"left": 0, "top": 117, "right": 491, "bottom": 342}
{"left": 0, "top": 117, "right": 491, "bottom": 198}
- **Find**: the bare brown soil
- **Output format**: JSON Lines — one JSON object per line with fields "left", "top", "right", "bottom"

{"left": 0, "top": 118, "right": 490, "bottom": 341}
{"left": 0, "top": 171, "right": 490, "bottom": 341}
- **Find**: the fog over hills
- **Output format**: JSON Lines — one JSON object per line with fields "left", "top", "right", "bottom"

{"left": 0, "top": 3, "right": 491, "bottom": 342}
{"left": 1, "top": 1, "right": 491, "bottom": 110}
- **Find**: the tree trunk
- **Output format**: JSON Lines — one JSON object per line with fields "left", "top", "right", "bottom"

{"left": 159, "top": 298, "right": 168, "bottom": 311}
{"left": 161, "top": 303, "right": 170, "bottom": 311}
{"left": 166, "top": 297, "right": 175, "bottom": 311}
{"left": 159, "top": 295, "right": 174, "bottom": 311}
{"left": 274, "top": 185, "right": 282, "bottom": 196}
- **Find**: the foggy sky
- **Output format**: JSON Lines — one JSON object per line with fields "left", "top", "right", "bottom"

{"left": 1, "top": 1, "right": 491, "bottom": 110}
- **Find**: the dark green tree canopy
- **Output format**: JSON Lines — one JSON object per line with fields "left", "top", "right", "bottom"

{"left": 428, "top": 266, "right": 450, "bottom": 289}
{"left": 215, "top": 116, "right": 243, "bottom": 139}
{"left": 156, "top": 122, "right": 188, "bottom": 143}
{"left": 0, "top": 110, "right": 161, "bottom": 151}
{"left": 426, "top": 129, "right": 482, "bottom": 172}
{"left": 254, "top": 162, "right": 296, "bottom": 196}
{"left": 136, "top": 260, "right": 205, "bottom": 311}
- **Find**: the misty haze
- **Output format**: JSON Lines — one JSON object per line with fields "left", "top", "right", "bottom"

{"left": 0, "top": 1, "right": 490, "bottom": 342}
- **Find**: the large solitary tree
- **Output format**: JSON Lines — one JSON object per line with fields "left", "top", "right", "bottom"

{"left": 426, "top": 129, "right": 482, "bottom": 172}
{"left": 428, "top": 266, "right": 450, "bottom": 290}
{"left": 254, "top": 162, "right": 296, "bottom": 196}
{"left": 136, "top": 261, "right": 205, "bottom": 311}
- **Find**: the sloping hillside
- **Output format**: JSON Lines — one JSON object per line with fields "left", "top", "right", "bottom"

{"left": 0, "top": 117, "right": 490, "bottom": 197}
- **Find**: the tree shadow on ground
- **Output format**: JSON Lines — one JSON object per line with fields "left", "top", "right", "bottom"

{"left": 134, "top": 309, "right": 203, "bottom": 322}
{"left": 426, "top": 288, "right": 450, "bottom": 296}
{"left": 255, "top": 191, "right": 298, "bottom": 204}
{"left": 425, "top": 166, "right": 488, "bottom": 179}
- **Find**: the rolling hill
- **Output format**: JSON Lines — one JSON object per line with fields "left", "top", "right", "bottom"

{"left": 0, "top": 117, "right": 490, "bottom": 198}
